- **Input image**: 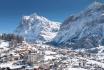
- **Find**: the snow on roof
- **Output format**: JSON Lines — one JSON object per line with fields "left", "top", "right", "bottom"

{"left": 44, "top": 55, "right": 56, "bottom": 61}
{"left": 45, "top": 50, "right": 56, "bottom": 55}
{"left": 10, "top": 65, "right": 24, "bottom": 69}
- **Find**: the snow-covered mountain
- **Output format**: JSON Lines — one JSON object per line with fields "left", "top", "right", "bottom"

{"left": 15, "top": 13, "right": 60, "bottom": 43}
{"left": 53, "top": 2, "right": 104, "bottom": 49}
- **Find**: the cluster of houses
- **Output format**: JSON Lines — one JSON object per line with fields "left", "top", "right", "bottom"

{"left": 0, "top": 40, "right": 104, "bottom": 70}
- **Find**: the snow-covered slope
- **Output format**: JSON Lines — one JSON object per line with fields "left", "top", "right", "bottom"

{"left": 15, "top": 13, "right": 60, "bottom": 43}
{"left": 53, "top": 2, "right": 104, "bottom": 49}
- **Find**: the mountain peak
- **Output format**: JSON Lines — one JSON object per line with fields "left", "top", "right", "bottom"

{"left": 22, "top": 13, "right": 40, "bottom": 19}
{"left": 15, "top": 13, "right": 61, "bottom": 43}
{"left": 31, "top": 13, "right": 38, "bottom": 16}
{"left": 21, "top": 13, "right": 55, "bottom": 25}
{"left": 88, "top": 1, "right": 104, "bottom": 10}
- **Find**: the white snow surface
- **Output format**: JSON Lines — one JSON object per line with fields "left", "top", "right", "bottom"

{"left": 45, "top": 50, "right": 57, "bottom": 55}
{"left": 0, "top": 41, "right": 9, "bottom": 52}
{"left": 0, "top": 62, "right": 23, "bottom": 69}
{"left": 67, "top": 68, "right": 87, "bottom": 70}
{"left": 0, "top": 41, "right": 9, "bottom": 48}
{"left": 15, "top": 13, "right": 61, "bottom": 43}
{"left": 44, "top": 55, "right": 56, "bottom": 61}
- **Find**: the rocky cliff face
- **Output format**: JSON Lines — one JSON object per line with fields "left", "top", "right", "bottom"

{"left": 53, "top": 2, "right": 104, "bottom": 49}
{"left": 15, "top": 13, "right": 60, "bottom": 43}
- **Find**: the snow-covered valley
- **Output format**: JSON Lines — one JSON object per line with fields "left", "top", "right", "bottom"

{"left": 0, "top": 40, "right": 104, "bottom": 70}
{"left": 1, "top": 1, "right": 104, "bottom": 70}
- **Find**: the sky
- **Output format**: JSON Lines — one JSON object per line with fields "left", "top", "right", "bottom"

{"left": 0, "top": 0, "right": 104, "bottom": 33}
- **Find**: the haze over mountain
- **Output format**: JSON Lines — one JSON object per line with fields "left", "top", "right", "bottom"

{"left": 53, "top": 2, "right": 104, "bottom": 50}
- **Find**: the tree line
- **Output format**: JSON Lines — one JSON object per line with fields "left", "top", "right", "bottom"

{"left": 0, "top": 33, "right": 24, "bottom": 43}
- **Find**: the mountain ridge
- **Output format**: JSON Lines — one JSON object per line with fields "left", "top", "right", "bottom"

{"left": 15, "top": 13, "right": 61, "bottom": 43}
{"left": 52, "top": 2, "right": 104, "bottom": 49}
